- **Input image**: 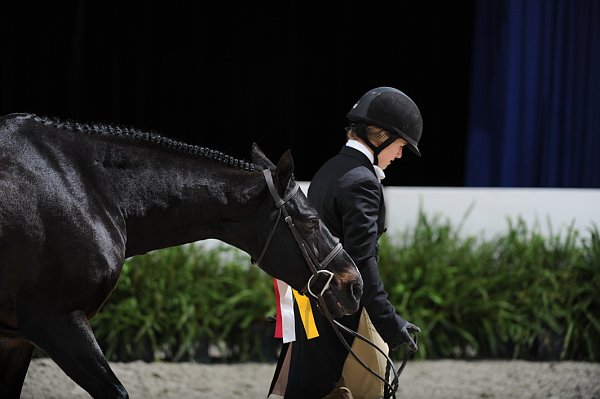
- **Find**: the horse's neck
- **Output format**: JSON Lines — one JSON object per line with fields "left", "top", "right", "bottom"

{"left": 92, "top": 141, "right": 265, "bottom": 257}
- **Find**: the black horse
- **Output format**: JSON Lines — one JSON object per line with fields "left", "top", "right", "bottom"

{"left": 0, "top": 113, "right": 363, "bottom": 398}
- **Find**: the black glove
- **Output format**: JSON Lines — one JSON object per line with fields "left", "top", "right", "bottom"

{"left": 390, "top": 321, "right": 421, "bottom": 352}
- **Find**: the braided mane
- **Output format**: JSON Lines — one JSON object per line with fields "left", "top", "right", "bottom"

{"left": 28, "top": 114, "right": 256, "bottom": 171}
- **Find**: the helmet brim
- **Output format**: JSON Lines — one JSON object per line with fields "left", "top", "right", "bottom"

{"left": 396, "top": 131, "right": 421, "bottom": 157}
{"left": 406, "top": 142, "right": 421, "bottom": 157}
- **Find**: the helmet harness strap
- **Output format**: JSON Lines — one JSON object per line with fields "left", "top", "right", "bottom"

{"left": 353, "top": 123, "right": 398, "bottom": 166}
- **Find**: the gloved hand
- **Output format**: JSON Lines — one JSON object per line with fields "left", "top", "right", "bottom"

{"left": 390, "top": 321, "right": 421, "bottom": 352}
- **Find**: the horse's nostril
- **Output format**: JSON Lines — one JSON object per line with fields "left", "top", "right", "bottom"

{"left": 351, "top": 282, "right": 363, "bottom": 302}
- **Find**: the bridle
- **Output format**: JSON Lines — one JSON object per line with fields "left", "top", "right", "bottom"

{"left": 253, "top": 168, "right": 416, "bottom": 399}
{"left": 252, "top": 168, "right": 342, "bottom": 298}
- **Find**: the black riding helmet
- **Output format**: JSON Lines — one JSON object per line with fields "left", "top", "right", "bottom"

{"left": 347, "top": 87, "right": 423, "bottom": 159}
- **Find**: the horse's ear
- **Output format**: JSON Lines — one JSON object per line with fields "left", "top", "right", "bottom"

{"left": 275, "top": 149, "right": 294, "bottom": 195}
{"left": 251, "top": 142, "right": 275, "bottom": 169}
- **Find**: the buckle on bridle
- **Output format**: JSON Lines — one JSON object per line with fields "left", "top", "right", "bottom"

{"left": 306, "top": 269, "right": 334, "bottom": 298}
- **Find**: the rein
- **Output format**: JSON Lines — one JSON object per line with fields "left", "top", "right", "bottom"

{"left": 255, "top": 168, "right": 415, "bottom": 399}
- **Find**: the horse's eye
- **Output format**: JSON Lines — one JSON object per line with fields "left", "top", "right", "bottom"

{"left": 306, "top": 219, "right": 318, "bottom": 229}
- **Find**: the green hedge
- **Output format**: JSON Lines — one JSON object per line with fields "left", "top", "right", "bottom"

{"left": 91, "top": 212, "right": 600, "bottom": 362}
{"left": 91, "top": 245, "right": 277, "bottom": 362}
{"left": 379, "top": 213, "right": 600, "bottom": 361}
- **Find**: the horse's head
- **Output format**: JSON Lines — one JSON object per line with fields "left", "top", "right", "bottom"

{"left": 249, "top": 143, "right": 363, "bottom": 318}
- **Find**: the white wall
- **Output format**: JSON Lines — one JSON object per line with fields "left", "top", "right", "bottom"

{"left": 196, "top": 184, "right": 599, "bottom": 251}
{"left": 298, "top": 182, "right": 600, "bottom": 240}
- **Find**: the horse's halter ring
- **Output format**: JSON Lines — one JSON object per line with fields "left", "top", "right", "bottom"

{"left": 254, "top": 168, "right": 414, "bottom": 399}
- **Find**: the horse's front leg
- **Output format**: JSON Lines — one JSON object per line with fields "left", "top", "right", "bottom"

{"left": 0, "top": 334, "right": 34, "bottom": 399}
{"left": 19, "top": 308, "right": 128, "bottom": 399}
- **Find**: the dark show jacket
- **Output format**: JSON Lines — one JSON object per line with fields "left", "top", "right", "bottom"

{"left": 269, "top": 145, "right": 407, "bottom": 399}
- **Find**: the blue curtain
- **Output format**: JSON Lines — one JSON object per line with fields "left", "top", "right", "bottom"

{"left": 465, "top": 0, "right": 600, "bottom": 187}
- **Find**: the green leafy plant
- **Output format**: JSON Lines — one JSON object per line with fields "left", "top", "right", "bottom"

{"left": 91, "top": 244, "right": 276, "bottom": 362}
{"left": 379, "top": 212, "right": 600, "bottom": 361}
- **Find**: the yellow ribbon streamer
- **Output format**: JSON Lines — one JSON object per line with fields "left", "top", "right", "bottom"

{"left": 292, "top": 289, "right": 319, "bottom": 339}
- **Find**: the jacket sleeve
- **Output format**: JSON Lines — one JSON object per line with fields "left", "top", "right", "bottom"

{"left": 337, "top": 175, "right": 407, "bottom": 346}
{"left": 359, "top": 257, "right": 407, "bottom": 347}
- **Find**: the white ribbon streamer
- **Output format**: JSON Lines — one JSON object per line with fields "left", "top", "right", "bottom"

{"left": 276, "top": 279, "right": 296, "bottom": 343}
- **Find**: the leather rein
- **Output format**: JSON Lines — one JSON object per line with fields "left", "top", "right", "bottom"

{"left": 254, "top": 168, "right": 415, "bottom": 399}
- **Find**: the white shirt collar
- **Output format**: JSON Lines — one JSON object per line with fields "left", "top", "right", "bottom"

{"left": 346, "top": 140, "right": 386, "bottom": 181}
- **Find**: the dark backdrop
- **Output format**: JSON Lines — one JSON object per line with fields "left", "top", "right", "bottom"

{"left": 0, "top": 2, "right": 474, "bottom": 187}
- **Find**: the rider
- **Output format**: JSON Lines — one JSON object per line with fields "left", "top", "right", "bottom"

{"left": 269, "top": 87, "right": 423, "bottom": 399}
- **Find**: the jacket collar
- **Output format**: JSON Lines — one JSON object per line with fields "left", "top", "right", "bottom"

{"left": 340, "top": 145, "right": 377, "bottom": 175}
{"left": 340, "top": 145, "right": 386, "bottom": 181}
{"left": 346, "top": 139, "right": 375, "bottom": 164}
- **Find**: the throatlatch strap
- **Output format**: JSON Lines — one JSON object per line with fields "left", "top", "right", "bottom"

{"left": 253, "top": 208, "right": 282, "bottom": 266}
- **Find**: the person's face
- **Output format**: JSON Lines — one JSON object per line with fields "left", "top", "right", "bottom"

{"left": 378, "top": 138, "right": 407, "bottom": 170}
